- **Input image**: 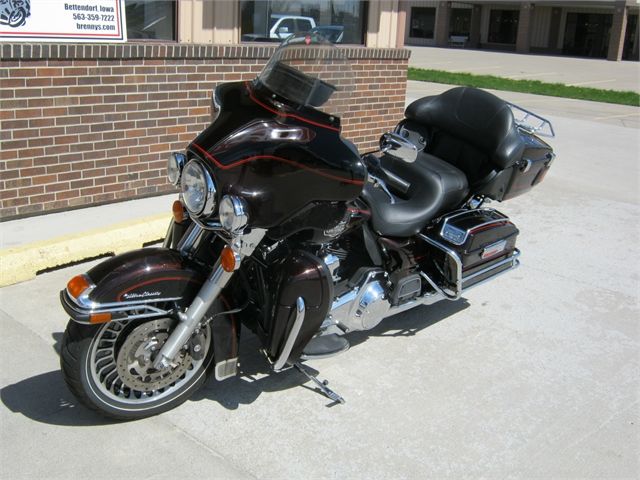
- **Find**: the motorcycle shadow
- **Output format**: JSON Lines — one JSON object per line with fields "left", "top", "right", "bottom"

{"left": 193, "top": 299, "right": 469, "bottom": 410}
{"left": 0, "top": 300, "right": 468, "bottom": 425}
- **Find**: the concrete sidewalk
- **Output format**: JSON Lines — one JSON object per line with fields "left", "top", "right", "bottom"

{"left": 408, "top": 46, "right": 640, "bottom": 93}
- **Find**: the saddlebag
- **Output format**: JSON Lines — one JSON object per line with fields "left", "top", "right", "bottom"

{"left": 421, "top": 209, "right": 520, "bottom": 293}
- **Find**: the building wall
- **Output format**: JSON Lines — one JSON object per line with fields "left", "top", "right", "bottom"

{"left": 531, "top": 6, "right": 552, "bottom": 49}
{"left": 0, "top": 44, "right": 408, "bottom": 220}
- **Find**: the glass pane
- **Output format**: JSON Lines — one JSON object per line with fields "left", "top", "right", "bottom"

{"left": 488, "top": 9, "right": 519, "bottom": 44}
{"left": 563, "top": 12, "right": 613, "bottom": 58}
{"left": 240, "top": 0, "right": 366, "bottom": 44}
{"left": 125, "top": 1, "right": 175, "bottom": 40}
{"left": 450, "top": 8, "right": 471, "bottom": 37}
{"left": 410, "top": 7, "right": 436, "bottom": 39}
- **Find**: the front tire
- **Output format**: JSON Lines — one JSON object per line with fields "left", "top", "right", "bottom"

{"left": 8, "top": 8, "right": 26, "bottom": 27}
{"left": 60, "top": 318, "right": 214, "bottom": 420}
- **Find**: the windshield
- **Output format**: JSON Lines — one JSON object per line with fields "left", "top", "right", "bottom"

{"left": 255, "top": 33, "right": 355, "bottom": 117}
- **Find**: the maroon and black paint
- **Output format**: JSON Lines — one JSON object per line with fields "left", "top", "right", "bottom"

{"left": 186, "top": 81, "right": 367, "bottom": 236}
{"left": 267, "top": 250, "right": 333, "bottom": 365}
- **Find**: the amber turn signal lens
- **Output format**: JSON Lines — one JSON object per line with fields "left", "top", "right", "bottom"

{"left": 90, "top": 312, "right": 112, "bottom": 324}
{"left": 172, "top": 200, "right": 185, "bottom": 223}
{"left": 67, "top": 274, "right": 91, "bottom": 299}
{"left": 221, "top": 246, "right": 237, "bottom": 272}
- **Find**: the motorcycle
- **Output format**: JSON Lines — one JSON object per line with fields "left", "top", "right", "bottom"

{"left": 0, "top": 0, "right": 30, "bottom": 28}
{"left": 59, "top": 34, "right": 555, "bottom": 420}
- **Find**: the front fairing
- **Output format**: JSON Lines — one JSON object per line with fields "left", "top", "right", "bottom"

{"left": 187, "top": 81, "right": 366, "bottom": 231}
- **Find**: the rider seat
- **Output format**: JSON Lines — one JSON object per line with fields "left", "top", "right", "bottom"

{"left": 362, "top": 152, "right": 468, "bottom": 237}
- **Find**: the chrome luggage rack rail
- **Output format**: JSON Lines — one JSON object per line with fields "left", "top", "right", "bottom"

{"left": 507, "top": 102, "right": 555, "bottom": 138}
{"left": 418, "top": 233, "right": 520, "bottom": 300}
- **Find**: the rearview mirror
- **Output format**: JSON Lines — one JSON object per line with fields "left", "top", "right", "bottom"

{"left": 380, "top": 133, "right": 418, "bottom": 163}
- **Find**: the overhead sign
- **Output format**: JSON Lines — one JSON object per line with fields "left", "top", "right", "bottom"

{"left": 0, "top": 0, "right": 127, "bottom": 43}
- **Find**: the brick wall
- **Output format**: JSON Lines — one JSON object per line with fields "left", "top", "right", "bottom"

{"left": 0, "top": 44, "right": 409, "bottom": 220}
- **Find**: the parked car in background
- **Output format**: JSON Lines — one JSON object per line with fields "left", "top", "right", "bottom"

{"left": 310, "top": 25, "right": 344, "bottom": 43}
{"left": 241, "top": 14, "right": 316, "bottom": 42}
{"left": 268, "top": 14, "right": 316, "bottom": 39}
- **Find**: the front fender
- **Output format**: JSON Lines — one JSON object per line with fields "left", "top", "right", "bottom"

{"left": 60, "top": 247, "right": 241, "bottom": 380}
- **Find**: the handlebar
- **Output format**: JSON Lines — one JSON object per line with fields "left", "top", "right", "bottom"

{"left": 362, "top": 153, "right": 410, "bottom": 195}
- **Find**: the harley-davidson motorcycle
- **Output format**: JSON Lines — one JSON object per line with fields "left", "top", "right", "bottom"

{"left": 59, "top": 34, "right": 555, "bottom": 420}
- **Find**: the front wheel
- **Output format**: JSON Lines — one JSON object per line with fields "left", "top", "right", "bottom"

{"left": 60, "top": 317, "right": 214, "bottom": 420}
{"left": 8, "top": 8, "right": 26, "bottom": 27}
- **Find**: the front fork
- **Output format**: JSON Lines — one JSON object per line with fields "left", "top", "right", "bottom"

{"left": 153, "top": 222, "right": 265, "bottom": 370}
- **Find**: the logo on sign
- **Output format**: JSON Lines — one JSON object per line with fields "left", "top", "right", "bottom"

{"left": 0, "top": 0, "right": 31, "bottom": 28}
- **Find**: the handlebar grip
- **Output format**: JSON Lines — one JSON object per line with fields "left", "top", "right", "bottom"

{"left": 382, "top": 168, "right": 410, "bottom": 194}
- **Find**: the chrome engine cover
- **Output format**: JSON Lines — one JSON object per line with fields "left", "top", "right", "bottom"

{"left": 329, "top": 269, "right": 391, "bottom": 332}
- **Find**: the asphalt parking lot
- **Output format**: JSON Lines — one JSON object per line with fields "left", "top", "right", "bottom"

{"left": 1, "top": 75, "right": 639, "bottom": 478}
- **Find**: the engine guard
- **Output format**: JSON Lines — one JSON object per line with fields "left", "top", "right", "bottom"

{"left": 60, "top": 247, "right": 242, "bottom": 380}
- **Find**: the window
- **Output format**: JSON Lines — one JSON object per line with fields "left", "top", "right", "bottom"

{"left": 563, "top": 13, "right": 613, "bottom": 58}
{"left": 488, "top": 9, "right": 519, "bottom": 44}
{"left": 125, "top": 1, "right": 176, "bottom": 41}
{"left": 450, "top": 8, "right": 472, "bottom": 37}
{"left": 241, "top": 0, "right": 367, "bottom": 44}
{"left": 410, "top": 7, "right": 436, "bottom": 39}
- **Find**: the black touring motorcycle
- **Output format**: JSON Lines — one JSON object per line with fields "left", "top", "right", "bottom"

{"left": 60, "top": 35, "right": 555, "bottom": 419}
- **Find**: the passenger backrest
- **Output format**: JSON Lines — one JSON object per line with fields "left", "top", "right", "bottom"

{"left": 405, "top": 87, "right": 524, "bottom": 173}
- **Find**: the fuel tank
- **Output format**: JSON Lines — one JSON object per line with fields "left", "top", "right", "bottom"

{"left": 187, "top": 81, "right": 366, "bottom": 234}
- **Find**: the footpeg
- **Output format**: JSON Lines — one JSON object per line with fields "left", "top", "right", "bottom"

{"left": 294, "top": 363, "right": 345, "bottom": 405}
{"left": 301, "top": 334, "right": 349, "bottom": 360}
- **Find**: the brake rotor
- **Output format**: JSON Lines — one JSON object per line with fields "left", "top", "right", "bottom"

{"left": 115, "top": 318, "right": 192, "bottom": 393}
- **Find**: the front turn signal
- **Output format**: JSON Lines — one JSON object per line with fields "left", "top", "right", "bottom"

{"left": 172, "top": 200, "right": 186, "bottom": 223}
{"left": 221, "top": 246, "right": 238, "bottom": 272}
{"left": 67, "top": 274, "right": 91, "bottom": 299}
{"left": 90, "top": 312, "right": 112, "bottom": 324}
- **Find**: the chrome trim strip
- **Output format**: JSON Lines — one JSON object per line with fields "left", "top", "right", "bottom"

{"left": 62, "top": 291, "right": 179, "bottom": 325}
{"left": 462, "top": 249, "right": 521, "bottom": 284}
{"left": 273, "top": 297, "right": 306, "bottom": 371}
{"left": 178, "top": 222, "right": 205, "bottom": 255}
{"left": 463, "top": 258, "right": 520, "bottom": 293}
{"left": 68, "top": 289, "right": 182, "bottom": 310}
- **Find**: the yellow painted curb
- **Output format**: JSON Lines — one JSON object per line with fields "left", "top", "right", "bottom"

{"left": 0, "top": 213, "right": 170, "bottom": 287}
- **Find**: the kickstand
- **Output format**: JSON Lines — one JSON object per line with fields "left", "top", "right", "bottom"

{"left": 294, "top": 363, "right": 345, "bottom": 405}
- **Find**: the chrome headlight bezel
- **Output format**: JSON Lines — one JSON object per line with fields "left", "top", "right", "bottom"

{"left": 219, "top": 195, "right": 249, "bottom": 234}
{"left": 167, "top": 152, "right": 186, "bottom": 186}
{"left": 180, "top": 160, "right": 217, "bottom": 217}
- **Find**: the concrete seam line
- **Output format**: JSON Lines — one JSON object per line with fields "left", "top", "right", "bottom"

{"left": 0, "top": 214, "right": 170, "bottom": 287}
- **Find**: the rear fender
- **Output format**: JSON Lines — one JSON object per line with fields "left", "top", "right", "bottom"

{"left": 60, "top": 247, "right": 241, "bottom": 379}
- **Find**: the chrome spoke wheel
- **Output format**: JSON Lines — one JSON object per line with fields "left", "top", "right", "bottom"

{"left": 87, "top": 318, "right": 211, "bottom": 406}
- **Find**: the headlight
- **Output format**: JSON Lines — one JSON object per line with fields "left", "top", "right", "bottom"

{"left": 219, "top": 195, "right": 249, "bottom": 234}
{"left": 180, "top": 160, "right": 216, "bottom": 216}
{"left": 167, "top": 152, "right": 186, "bottom": 186}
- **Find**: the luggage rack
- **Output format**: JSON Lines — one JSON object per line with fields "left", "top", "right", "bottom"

{"left": 507, "top": 102, "right": 555, "bottom": 138}
{"left": 418, "top": 233, "right": 521, "bottom": 300}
